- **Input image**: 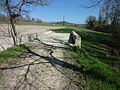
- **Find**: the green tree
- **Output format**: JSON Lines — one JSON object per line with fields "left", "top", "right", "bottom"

{"left": 85, "top": 16, "right": 97, "bottom": 30}
{"left": 100, "top": 0, "right": 120, "bottom": 53}
{"left": 84, "top": 0, "right": 120, "bottom": 53}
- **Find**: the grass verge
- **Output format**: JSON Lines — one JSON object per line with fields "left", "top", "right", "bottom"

{"left": 0, "top": 44, "right": 29, "bottom": 62}
{"left": 54, "top": 26, "right": 120, "bottom": 89}
{"left": 65, "top": 47, "right": 120, "bottom": 89}
{"left": 0, "top": 44, "right": 30, "bottom": 78}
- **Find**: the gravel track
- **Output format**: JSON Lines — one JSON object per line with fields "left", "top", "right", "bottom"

{"left": 0, "top": 25, "right": 79, "bottom": 90}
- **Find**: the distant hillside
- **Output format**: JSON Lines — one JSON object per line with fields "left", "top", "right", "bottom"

{"left": 52, "top": 21, "right": 85, "bottom": 27}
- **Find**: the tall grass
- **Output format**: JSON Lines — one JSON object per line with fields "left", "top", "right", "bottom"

{"left": 66, "top": 46, "right": 120, "bottom": 89}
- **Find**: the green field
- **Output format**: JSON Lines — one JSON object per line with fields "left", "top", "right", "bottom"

{"left": 0, "top": 21, "right": 63, "bottom": 27}
{"left": 17, "top": 21, "right": 62, "bottom": 26}
{"left": 53, "top": 27, "right": 120, "bottom": 90}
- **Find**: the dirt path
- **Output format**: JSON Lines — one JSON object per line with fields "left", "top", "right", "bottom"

{"left": 0, "top": 26, "right": 79, "bottom": 90}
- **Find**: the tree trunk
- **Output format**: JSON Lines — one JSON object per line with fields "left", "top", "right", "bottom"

{"left": 112, "top": 27, "right": 120, "bottom": 54}
{"left": 6, "top": 0, "right": 17, "bottom": 45}
{"left": 112, "top": 17, "right": 120, "bottom": 54}
{"left": 10, "top": 18, "right": 17, "bottom": 45}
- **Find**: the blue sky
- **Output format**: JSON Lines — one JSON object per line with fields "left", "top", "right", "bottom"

{"left": 30, "top": 0, "right": 99, "bottom": 24}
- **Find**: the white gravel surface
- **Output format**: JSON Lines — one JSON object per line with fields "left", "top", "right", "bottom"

{"left": 0, "top": 25, "right": 79, "bottom": 90}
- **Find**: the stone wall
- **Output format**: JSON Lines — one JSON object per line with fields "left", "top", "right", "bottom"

{"left": 16, "top": 33, "right": 38, "bottom": 45}
{"left": 0, "top": 33, "right": 38, "bottom": 51}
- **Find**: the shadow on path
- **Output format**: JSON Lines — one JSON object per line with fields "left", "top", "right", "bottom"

{"left": 0, "top": 48, "right": 82, "bottom": 73}
{"left": 27, "top": 49, "right": 82, "bottom": 72}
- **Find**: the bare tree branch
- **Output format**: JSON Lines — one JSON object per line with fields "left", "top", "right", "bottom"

{"left": 81, "top": 0, "right": 103, "bottom": 8}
